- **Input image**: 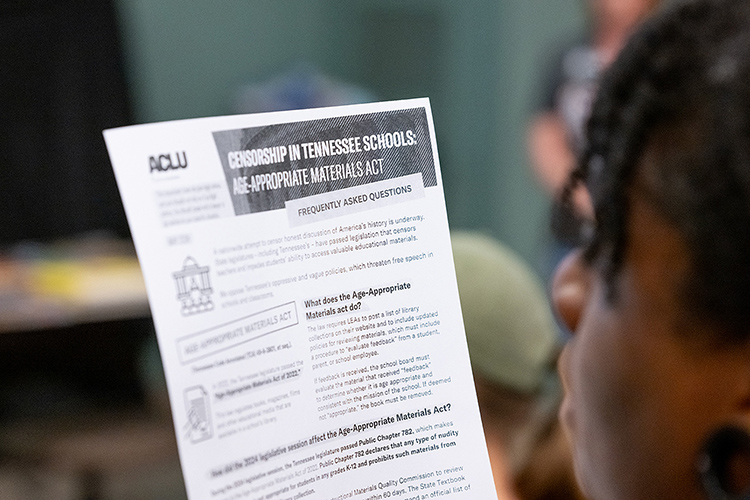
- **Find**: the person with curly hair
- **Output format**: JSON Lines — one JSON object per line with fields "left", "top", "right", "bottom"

{"left": 550, "top": 1, "right": 750, "bottom": 498}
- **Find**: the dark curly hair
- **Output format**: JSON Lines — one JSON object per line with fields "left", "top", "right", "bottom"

{"left": 564, "top": 0, "right": 750, "bottom": 342}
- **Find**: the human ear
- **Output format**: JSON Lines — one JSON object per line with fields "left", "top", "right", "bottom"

{"left": 698, "top": 345, "right": 750, "bottom": 499}
{"left": 550, "top": 250, "right": 591, "bottom": 338}
{"left": 697, "top": 425, "right": 750, "bottom": 500}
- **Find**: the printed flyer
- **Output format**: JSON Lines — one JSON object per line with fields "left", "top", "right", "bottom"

{"left": 104, "top": 99, "right": 498, "bottom": 500}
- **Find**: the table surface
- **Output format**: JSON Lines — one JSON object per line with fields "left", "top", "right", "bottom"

{"left": 0, "top": 237, "right": 150, "bottom": 334}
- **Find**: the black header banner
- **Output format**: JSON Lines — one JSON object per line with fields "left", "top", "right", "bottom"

{"left": 212, "top": 107, "right": 436, "bottom": 215}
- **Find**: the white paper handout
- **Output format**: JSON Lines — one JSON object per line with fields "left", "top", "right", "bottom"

{"left": 105, "top": 99, "right": 497, "bottom": 500}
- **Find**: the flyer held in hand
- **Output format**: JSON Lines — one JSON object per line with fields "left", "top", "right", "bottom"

{"left": 104, "top": 98, "right": 497, "bottom": 500}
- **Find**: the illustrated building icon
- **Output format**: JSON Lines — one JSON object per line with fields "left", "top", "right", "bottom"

{"left": 173, "top": 257, "right": 214, "bottom": 315}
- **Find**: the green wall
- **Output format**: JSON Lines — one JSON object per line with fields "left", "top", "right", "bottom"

{"left": 115, "top": 0, "right": 584, "bottom": 273}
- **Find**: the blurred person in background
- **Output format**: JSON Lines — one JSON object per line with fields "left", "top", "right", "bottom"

{"left": 451, "top": 232, "right": 584, "bottom": 500}
{"left": 550, "top": 0, "right": 750, "bottom": 498}
{"left": 526, "top": 0, "right": 661, "bottom": 277}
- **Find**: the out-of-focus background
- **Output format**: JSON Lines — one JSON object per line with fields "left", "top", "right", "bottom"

{"left": 0, "top": 1, "right": 585, "bottom": 498}
{"left": 118, "top": 0, "right": 584, "bottom": 263}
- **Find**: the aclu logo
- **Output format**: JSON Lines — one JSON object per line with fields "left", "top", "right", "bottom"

{"left": 150, "top": 152, "right": 188, "bottom": 173}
